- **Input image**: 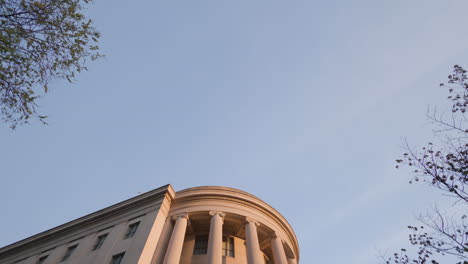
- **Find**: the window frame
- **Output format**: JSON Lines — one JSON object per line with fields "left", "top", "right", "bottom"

{"left": 92, "top": 233, "right": 108, "bottom": 251}
{"left": 222, "top": 236, "right": 235, "bottom": 257}
{"left": 193, "top": 235, "right": 208, "bottom": 255}
{"left": 124, "top": 222, "right": 140, "bottom": 239}
{"left": 110, "top": 252, "right": 126, "bottom": 264}
{"left": 61, "top": 244, "right": 78, "bottom": 262}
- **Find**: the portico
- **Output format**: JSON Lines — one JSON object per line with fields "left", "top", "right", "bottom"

{"left": 160, "top": 208, "right": 298, "bottom": 264}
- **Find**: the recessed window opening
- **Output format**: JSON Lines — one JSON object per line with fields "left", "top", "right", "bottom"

{"left": 111, "top": 252, "right": 125, "bottom": 264}
{"left": 61, "top": 244, "right": 78, "bottom": 262}
{"left": 36, "top": 255, "right": 48, "bottom": 264}
{"left": 93, "top": 233, "right": 108, "bottom": 250}
{"left": 193, "top": 236, "right": 208, "bottom": 255}
{"left": 222, "top": 236, "right": 235, "bottom": 257}
{"left": 124, "top": 222, "right": 140, "bottom": 239}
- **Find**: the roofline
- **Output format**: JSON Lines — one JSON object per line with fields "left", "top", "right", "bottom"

{"left": 0, "top": 184, "right": 175, "bottom": 258}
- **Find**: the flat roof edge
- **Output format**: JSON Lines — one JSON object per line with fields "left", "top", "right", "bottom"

{"left": 0, "top": 184, "right": 174, "bottom": 257}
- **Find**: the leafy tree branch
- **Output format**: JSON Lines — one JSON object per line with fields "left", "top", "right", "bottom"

{"left": 0, "top": 0, "right": 102, "bottom": 128}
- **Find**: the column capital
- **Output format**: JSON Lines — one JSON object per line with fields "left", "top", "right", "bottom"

{"left": 172, "top": 213, "right": 189, "bottom": 221}
{"left": 209, "top": 211, "right": 226, "bottom": 218}
{"left": 271, "top": 232, "right": 282, "bottom": 240}
{"left": 245, "top": 217, "right": 260, "bottom": 226}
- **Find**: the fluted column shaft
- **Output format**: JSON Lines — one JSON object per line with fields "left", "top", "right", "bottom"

{"left": 207, "top": 211, "right": 225, "bottom": 264}
{"left": 245, "top": 217, "right": 262, "bottom": 264}
{"left": 271, "top": 235, "right": 288, "bottom": 264}
{"left": 163, "top": 214, "right": 189, "bottom": 264}
{"left": 288, "top": 258, "right": 298, "bottom": 264}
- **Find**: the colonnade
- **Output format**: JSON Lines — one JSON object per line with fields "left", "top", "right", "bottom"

{"left": 162, "top": 211, "right": 297, "bottom": 264}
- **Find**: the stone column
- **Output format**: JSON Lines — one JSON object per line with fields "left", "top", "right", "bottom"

{"left": 207, "top": 211, "right": 226, "bottom": 264}
{"left": 163, "top": 213, "right": 189, "bottom": 264}
{"left": 245, "top": 217, "right": 262, "bottom": 264}
{"left": 271, "top": 233, "right": 288, "bottom": 264}
{"left": 288, "top": 258, "right": 298, "bottom": 264}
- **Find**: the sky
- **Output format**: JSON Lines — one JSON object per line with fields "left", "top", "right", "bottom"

{"left": 2, "top": 0, "right": 468, "bottom": 263}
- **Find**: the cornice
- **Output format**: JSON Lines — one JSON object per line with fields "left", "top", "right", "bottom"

{"left": 0, "top": 184, "right": 174, "bottom": 260}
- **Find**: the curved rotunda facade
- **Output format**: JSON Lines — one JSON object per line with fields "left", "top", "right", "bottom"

{"left": 159, "top": 186, "right": 299, "bottom": 264}
{"left": 0, "top": 185, "right": 299, "bottom": 264}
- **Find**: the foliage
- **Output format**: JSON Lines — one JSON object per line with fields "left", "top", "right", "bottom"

{"left": 0, "top": 0, "right": 101, "bottom": 128}
{"left": 386, "top": 65, "right": 468, "bottom": 264}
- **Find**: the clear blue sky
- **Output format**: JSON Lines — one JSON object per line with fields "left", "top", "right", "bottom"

{"left": 2, "top": 1, "right": 468, "bottom": 263}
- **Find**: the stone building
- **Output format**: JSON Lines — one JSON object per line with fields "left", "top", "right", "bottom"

{"left": 0, "top": 185, "right": 299, "bottom": 264}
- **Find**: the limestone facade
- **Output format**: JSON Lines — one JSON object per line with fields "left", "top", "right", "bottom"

{"left": 0, "top": 185, "right": 299, "bottom": 264}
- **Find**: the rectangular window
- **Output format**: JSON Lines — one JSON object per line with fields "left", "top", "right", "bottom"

{"left": 111, "top": 252, "right": 125, "bottom": 264}
{"left": 124, "top": 222, "right": 140, "bottom": 239}
{"left": 93, "top": 233, "right": 108, "bottom": 250}
{"left": 61, "top": 245, "right": 78, "bottom": 262}
{"left": 193, "top": 236, "right": 208, "bottom": 255}
{"left": 36, "top": 255, "right": 48, "bottom": 264}
{"left": 222, "top": 237, "right": 235, "bottom": 257}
